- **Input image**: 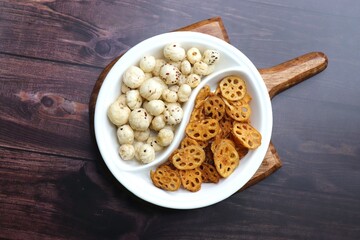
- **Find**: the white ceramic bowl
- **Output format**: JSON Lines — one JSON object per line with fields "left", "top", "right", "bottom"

{"left": 94, "top": 32, "right": 272, "bottom": 209}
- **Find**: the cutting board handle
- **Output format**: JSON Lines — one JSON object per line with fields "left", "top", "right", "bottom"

{"left": 259, "top": 52, "right": 328, "bottom": 99}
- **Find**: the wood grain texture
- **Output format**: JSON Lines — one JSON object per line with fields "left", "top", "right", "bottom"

{"left": 241, "top": 141, "right": 282, "bottom": 190}
{"left": 260, "top": 52, "right": 328, "bottom": 99}
{"left": 176, "top": 16, "right": 230, "bottom": 42}
{"left": 0, "top": 53, "right": 100, "bottom": 159}
{"left": 1, "top": 147, "right": 359, "bottom": 240}
{"left": 1, "top": 0, "right": 360, "bottom": 239}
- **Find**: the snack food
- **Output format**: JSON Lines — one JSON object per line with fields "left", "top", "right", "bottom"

{"left": 194, "top": 85, "right": 211, "bottom": 108}
{"left": 179, "top": 168, "right": 202, "bottom": 192}
{"left": 203, "top": 95, "right": 225, "bottom": 120}
{"left": 232, "top": 122, "right": 262, "bottom": 149}
{"left": 107, "top": 43, "right": 220, "bottom": 164}
{"left": 171, "top": 145, "right": 205, "bottom": 170}
{"left": 150, "top": 165, "right": 181, "bottom": 191}
{"left": 189, "top": 104, "right": 206, "bottom": 123}
{"left": 180, "top": 136, "right": 200, "bottom": 149}
{"left": 223, "top": 98, "right": 251, "bottom": 122}
{"left": 185, "top": 119, "right": 220, "bottom": 141}
{"left": 151, "top": 74, "right": 262, "bottom": 192}
{"left": 219, "top": 75, "right": 247, "bottom": 101}
{"left": 199, "top": 163, "right": 221, "bottom": 183}
{"left": 213, "top": 139, "right": 239, "bottom": 178}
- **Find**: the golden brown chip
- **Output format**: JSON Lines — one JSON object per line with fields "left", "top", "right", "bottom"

{"left": 150, "top": 165, "right": 181, "bottom": 191}
{"left": 210, "top": 135, "right": 222, "bottom": 154}
{"left": 240, "top": 93, "right": 252, "bottom": 104}
{"left": 227, "top": 104, "right": 251, "bottom": 122}
{"left": 228, "top": 134, "right": 249, "bottom": 159}
{"left": 194, "top": 139, "right": 209, "bottom": 148}
{"left": 214, "top": 84, "right": 221, "bottom": 96}
{"left": 199, "top": 163, "right": 221, "bottom": 183}
{"left": 185, "top": 119, "right": 220, "bottom": 141}
{"left": 211, "top": 137, "right": 235, "bottom": 154}
{"left": 218, "top": 116, "right": 233, "bottom": 138}
{"left": 204, "top": 95, "right": 226, "bottom": 120}
{"left": 179, "top": 168, "right": 202, "bottom": 192}
{"left": 189, "top": 104, "right": 205, "bottom": 123}
{"left": 213, "top": 139, "right": 240, "bottom": 178}
{"left": 150, "top": 73, "right": 260, "bottom": 192}
{"left": 180, "top": 136, "right": 209, "bottom": 149}
{"left": 180, "top": 136, "right": 200, "bottom": 149}
{"left": 232, "top": 122, "right": 262, "bottom": 149}
{"left": 219, "top": 75, "right": 247, "bottom": 101}
{"left": 171, "top": 145, "right": 205, "bottom": 170}
{"left": 223, "top": 97, "right": 251, "bottom": 122}
{"left": 195, "top": 85, "right": 210, "bottom": 109}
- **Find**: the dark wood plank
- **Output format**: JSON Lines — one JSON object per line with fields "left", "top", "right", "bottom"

{"left": 0, "top": 147, "right": 84, "bottom": 239}
{"left": 1, "top": 0, "right": 360, "bottom": 239}
{"left": 0, "top": 0, "right": 189, "bottom": 68}
{"left": 0, "top": 0, "right": 128, "bottom": 68}
{"left": 0, "top": 147, "right": 118, "bottom": 240}
{"left": 176, "top": 16, "right": 230, "bottom": 42}
{"left": 2, "top": 0, "right": 356, "bottom": 70}
{"left": 0, "top": 53, "right": 100, "bottom": 159}
{"left": 1, "top": 147, "right": 359, "bottom": 240}
{"left": 260, "top": 52, "right": 328, "bottom": 99}
{"left": 1, "top": 0, "right": 355, "bottom": 80}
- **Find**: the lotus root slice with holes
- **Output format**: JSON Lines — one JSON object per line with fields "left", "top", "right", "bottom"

{"left": 150, "top": 165, "right": 181, "bottom": 191}
{"left": 181, "top": 135, "right": 208, "bottom": 149}
{"left": 226, "top": 103, "right": 251, "bottom": 122}
{"left": 199, "top": 163, "right": 221, "bottom": 183}
{"left": 195, "top": 85, "right": 211, "bottom": 108}
{"left": 232, "top": 122, "right": 262, "bottom": 149}
{"left": 219, "top": 75, "right": 247, "bottom": 101}
{"left": 218, "top": 115, "right": 233, "bottom": 138}
{"left": 211, "top": 137, "right": 235, "bottom": 154}
{"left": 179, "top": 168, "right": 202, "bottom": 192}
{"left": 180, "top": 136, "right": 200, "bottom": 149}
{"left": 204, "top": 95, "right": 226, "bottom": 120}
{"left": 222, "top": 97, "right": 251, "bottom": 122}
{"left": 171, "top": 145, "right": 205, "bottom": 170}
{"left": 189, "top": 104, "right": 205, "bottom": 123}
{"left": 213, "top": 139, "right": 240, "bottom": 178}
{"left": 185, "top": 119, "right": 220, "bottom": 141}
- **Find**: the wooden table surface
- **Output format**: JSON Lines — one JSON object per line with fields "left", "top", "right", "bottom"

{"left": 1, "top": 1, "right": 359, "bottom": 239}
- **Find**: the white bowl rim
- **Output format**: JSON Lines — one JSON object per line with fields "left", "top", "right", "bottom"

{"left": 94, "top": 31, "right": 273, "bottom": 209}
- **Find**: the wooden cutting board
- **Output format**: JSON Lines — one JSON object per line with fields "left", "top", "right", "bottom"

{"left": 89, "top": 17, "right": 328, "bottom": 190}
